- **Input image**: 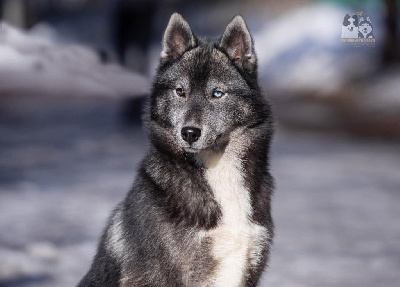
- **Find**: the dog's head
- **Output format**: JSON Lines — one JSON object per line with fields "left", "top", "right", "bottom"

{"left": 343, "top": 14, "right": 358, "bottom": 31}
{"left": 358, "top": 17, "right": 373, "bottom": 35}
{"left": 147, "top": 13, "right": 271, "bottom": 157}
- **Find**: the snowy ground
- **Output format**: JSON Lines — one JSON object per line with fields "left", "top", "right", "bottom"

{"left": 0, "top": 95, "right": 399, "bottom": 287}
{"left": 0, "top": 23, "right": 150, "bottom": 98}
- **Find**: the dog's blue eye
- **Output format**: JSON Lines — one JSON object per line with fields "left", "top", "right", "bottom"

{"left": 212, "top": 90, "right": 224, "bottom": 98}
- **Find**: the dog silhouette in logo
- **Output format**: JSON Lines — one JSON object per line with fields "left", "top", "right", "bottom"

{"left": 341, "top": 14, "right": 359, "bottom": 38}
{"left": 358, "top": 17, "right": 374, "bottom": 38}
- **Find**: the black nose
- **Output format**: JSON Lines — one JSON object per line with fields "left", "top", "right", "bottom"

{"left": 181, "top": 126, "right": 201, "bottom": 145}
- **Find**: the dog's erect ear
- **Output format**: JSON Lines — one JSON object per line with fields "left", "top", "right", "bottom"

{"left": 353, "top": 14, "right": 359, "bottom": 26}
{"left": 161, "top": 13, "right": 196, "bottom": 62}
{"left": 343, "top": 14, "right": 351, "bottom": 26}
{"left": 220, "top": 15, "right": 256, "bottom": 71}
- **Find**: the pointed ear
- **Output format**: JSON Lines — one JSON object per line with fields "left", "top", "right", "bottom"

{"left": 220, "top": 15, "right": 256, "bottom": 71}
{"left": 161, "top": 13, "right": 196, "bottom": 62}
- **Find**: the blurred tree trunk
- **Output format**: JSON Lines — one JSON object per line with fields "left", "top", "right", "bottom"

{"left": 0, "top": 0, "right": 36, "bottom": 29}
{"left": 382, "top": 0, "right": 399, "bottom": 65}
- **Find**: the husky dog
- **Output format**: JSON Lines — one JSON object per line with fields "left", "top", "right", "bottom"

{"left": 79, "top": 13, "right": 274, "bottom": 287}
{"left": 358, "top": 17, "right": 374, "bottom": 38}
{"left": 341, "top": 14, "right": 359, "bottom": 39}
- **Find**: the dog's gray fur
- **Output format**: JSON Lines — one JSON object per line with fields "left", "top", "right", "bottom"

{"left": 78, "top": 13, "right": 274, "bottom": 287}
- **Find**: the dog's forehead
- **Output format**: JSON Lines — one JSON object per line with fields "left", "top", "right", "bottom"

{"left": 165, "top": 46, "right": 241, "bottom": 86}
{"left": 184, "top": 47, "right": 232, "bottom": 71}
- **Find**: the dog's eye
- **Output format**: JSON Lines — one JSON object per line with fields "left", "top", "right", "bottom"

{"left": 212, "top": 90, "right": 225, "bottom": 98}
{"left": 175, "top": 88, "right": 186, "bottom": 97}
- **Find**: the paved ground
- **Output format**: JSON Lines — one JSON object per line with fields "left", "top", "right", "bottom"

{"left": 0, "top": 96, "right": 399, "bottom": 287}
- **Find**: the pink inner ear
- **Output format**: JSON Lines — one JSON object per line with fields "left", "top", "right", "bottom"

{"left": 230, "top": 37, "right": 244, "bottom": 61}
{"left": 173, "top": 34, "right": 186, "bottom": 55}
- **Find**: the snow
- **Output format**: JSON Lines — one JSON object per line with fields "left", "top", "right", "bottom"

{"left": 260, "top": 130, "right": 400, "bottom": 287}
{"left": 0, "top": 23, "right": 150, "bottom": 98}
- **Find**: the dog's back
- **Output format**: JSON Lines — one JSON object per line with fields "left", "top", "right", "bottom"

{"left": 79, "top": 13, "right": 274, "bottom": 287}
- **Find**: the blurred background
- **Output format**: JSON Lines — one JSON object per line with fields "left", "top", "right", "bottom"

{"left": 0, "top": 0, "right": 399, "bottom": 286}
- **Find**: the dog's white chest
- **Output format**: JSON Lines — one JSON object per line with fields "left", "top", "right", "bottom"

{"left": 200, "top": 152, "right": 267, "bottom": 287}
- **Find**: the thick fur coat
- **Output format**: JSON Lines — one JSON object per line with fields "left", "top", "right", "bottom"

{"left": 79, "top": 13, "right": 274, "bottom": 287}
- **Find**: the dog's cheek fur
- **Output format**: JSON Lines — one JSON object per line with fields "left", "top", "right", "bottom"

{"left": 148, "top": 78, "right": 189, "bottom": 156}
